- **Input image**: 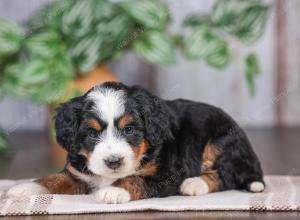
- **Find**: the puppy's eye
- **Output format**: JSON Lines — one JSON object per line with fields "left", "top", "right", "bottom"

{"left": 124, "top": 126, "right": 134, "bottom": 135}
{"left": 88, "top": 128, "right": 98, "bottom": 138}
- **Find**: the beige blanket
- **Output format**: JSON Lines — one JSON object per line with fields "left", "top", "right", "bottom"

{"left": 0, "top": 175, "right": 299, "bottom": 216}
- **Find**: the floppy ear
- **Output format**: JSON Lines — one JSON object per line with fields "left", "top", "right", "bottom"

{"left": 130, "top": 86, "right": 174, "bottom": 147}
{"left": 54, "top": 97, "right": 83, "bottom": 154}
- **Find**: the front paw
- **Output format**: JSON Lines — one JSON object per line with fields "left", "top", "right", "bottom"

{"left": 94, "top": 186, "right": 130, "bottom": 204}
{"left": 6, "top": 182, "right": 48, "bottom": 199}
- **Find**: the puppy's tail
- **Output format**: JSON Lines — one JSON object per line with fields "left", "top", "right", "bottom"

{"left": 247, "top": 181, "right": 265, "bottom": 193}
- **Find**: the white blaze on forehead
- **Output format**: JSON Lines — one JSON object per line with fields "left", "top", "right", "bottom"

{"left": 88, "top": 88, "right": 126, "bottom": 122}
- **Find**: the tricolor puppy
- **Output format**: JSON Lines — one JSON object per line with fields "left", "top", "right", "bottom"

{"left": 7, "top": 82, "right": 264, "bottom": 203}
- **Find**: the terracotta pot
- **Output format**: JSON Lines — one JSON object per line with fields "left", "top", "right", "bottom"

{"left": 49, "top": 65, "right": 118, "bottom": 168}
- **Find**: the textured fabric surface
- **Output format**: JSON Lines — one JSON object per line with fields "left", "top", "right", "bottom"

{"left": 0, "top": 176, "right": 299, "bottom": 216}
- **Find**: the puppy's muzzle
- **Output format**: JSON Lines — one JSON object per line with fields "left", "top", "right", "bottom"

{"left": 104, "top": 155, "right": 124, "bottom": 170}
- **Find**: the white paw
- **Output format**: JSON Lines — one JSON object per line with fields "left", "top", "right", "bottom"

{"left": 94, "top": 186, "right": 130, "bottom": 204}
{"left": 6, "top": 182, "right": 48, "bottom": 198}
{"left": 180, "top": 177, "right": 209, "bottom": 196}
{"left": 249, "top": 181, "right": 265, "bottom": 193}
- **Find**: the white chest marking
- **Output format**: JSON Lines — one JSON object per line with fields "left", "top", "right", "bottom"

{"left": 68, "top": 166, "right": 116, "bottom": 192}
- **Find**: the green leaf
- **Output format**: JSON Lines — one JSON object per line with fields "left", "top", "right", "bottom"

{"left": 235, "top": 5, "right": 269, "bottom": 44}
{"left": 21, "top": 60, "right": 50, "bottom": 85}
{"left": 2, "top": 60, "right": 51, "bottom": 100}
{"left": 67, "top": 3, "right": 131, "bottom": 73}
{"left": 62, "top": 0, "right": 94, "bottom": 37}
{"left": 119, "top": 0, "right": 170, "bottom": 29}
{"left": 206, "top": 43, "right": 230, "bottom": 69}
{"left": 94, "top": 14, "right": 132, "bottom": 60}
{"left": 2, "top": 58, "right": 71, "bottom": 103}
{"left": 134, "top": 31, "right": 175, "bottom": 65}
{"left": 93, "top": 0, "right": 115, "bottom": 21}
{"left": 96, "top": 13, "right": 131, "bottom": 47}
{"left": 184, "top": 25, "right": 228, "bottom": 59}
{"left": 245, "top": 53, "right": 260, "bottom": 96}
{"left": 0, "top": 19, "right": 24, "bottom": 56}
{"left": 70, "top": 34, "right": 103, "bottom": 73}
{"left": 69, "top": 11, "right": 130, "bottom": 68}
{"left": 51, "top": 52, "right": 74, "bottom": 80}
{"left": 183, "top": 15, "right": 211, "bottom": 27}
{"left": 211, "top": 0, "right": 268, "bottom": 43}
{"left": 2, "top": 62, "right": 36, "bottom": 98}
{"left": 212, "top": 0, "right": 261, "bottom": 28}
{"left": 26, "top": 31, "right": 63, "bottom": 59}
{"left": 27, "top": 0, "right": 74, "bottom": 31}
{"left": 32, "top": 77, "right": 67, "bottom": 103}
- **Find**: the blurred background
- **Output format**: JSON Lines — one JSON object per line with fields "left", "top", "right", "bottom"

{"left": 0, "top": 0, "right": 299, "bottom": 179}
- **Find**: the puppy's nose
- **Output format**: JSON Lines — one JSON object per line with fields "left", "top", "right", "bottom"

{"left": 104, "top": 155, "right": 124, "bottom": 170}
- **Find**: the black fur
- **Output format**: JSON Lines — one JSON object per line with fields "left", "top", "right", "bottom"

{"left": 127, "top": 86, "right": 175, "bottom": 147}
{"left": 55, "top": 96, "right": 83, "bottom": 153}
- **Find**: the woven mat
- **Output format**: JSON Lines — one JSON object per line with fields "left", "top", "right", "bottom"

{"left": 0, "top": 176, "right": 299, "bottom": 216}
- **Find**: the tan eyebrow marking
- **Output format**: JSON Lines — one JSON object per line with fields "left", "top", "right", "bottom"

{"left": 86, "top": 118, "right": 102, "bottom": 131}
{"left": 118, "top": 114, "right": 134, "bottom": 129}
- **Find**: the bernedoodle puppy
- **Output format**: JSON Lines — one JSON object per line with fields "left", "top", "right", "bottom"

{"left": 7, "top": 82, "right": 264, "bottom": 203}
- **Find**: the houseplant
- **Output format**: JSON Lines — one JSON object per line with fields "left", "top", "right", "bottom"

{"left": 0, "top": 0, "right": 269, "bottom": 155}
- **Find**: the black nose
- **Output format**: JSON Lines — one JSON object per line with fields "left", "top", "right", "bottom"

{"left": 104, "top": 156, "right": 124, "bottom": 170}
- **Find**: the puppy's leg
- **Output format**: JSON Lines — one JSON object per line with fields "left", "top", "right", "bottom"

{"left": 6, "top": 172, "right": 88, "bottom": 198}
{"left": 94, "top": 176, "right": 148, "bottom": 204}
{"left": 6, "top": 182, "right": 49, "bottom": 198}
{"left": 180, "top": 141, "right": 223, "bottom": 196}
{"left": 180, "top": 172, "right": 221, "bottom": 196}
